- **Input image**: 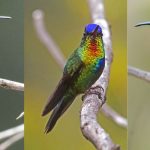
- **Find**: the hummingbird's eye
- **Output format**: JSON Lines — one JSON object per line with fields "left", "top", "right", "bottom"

{"left": 98, "top": 32, "right": 103, "bottom": 36}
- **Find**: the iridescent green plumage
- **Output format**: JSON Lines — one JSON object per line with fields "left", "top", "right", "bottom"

{"left": 42, "top": 24, "right": 105, "bottom": 133}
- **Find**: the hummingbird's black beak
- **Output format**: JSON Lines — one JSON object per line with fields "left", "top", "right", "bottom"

{"left": 92, "top": 25, "right": 99, "bottom": 39}
{"left": 92, "top": 25, "right": 99, "bottom": 35}
{"left": 135, "top": 21, "right": 150, "bottom": 27}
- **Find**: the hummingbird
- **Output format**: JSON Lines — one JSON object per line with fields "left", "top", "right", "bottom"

{"left": 42, "top": 23, "right": 105, "bottom": 133}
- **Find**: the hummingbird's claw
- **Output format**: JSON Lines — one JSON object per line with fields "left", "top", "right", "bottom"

{"left": 82, "top": 86, "right": 106, "bottom": 105}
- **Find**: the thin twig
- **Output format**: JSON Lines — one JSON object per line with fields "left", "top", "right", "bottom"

{"left": 128, "top": 66, "right": 150, "bottom": 82}
{"left": 0, "top": 132, "right": 24, "bottom": 150}
{"left": 0, "top": 16, "right": 12, "bottom": 19}
{"left": 32, "top": 10, "right": 66, "bottom": 68}
{"left": 0, "top": 124, "right": 24, "bottom": 141}
{"left": 135, "top": 21, "right": 150, "bottom": 27}
{"left": 101, "top": 104, "right": 127, "bottom": 128}
{"left": 0, "top": 78, "right": 24, "bottom": 91}
{"left": 16, "top": 112, "right": 24, "bottom": 120}
{"left": 32, "top": 9, "right": 127, "bottom": 131}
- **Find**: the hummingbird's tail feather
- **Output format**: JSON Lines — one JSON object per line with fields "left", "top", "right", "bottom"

{"left": 44, "top": 94, "right": 75, "bottom": 133}
{"left": 42, "top": 75, "right": 70, "bottom": 116}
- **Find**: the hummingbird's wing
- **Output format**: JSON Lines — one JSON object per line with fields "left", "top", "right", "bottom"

{"left": 42, "top": 50, "right": 84, "bottom": 116}
{"left": 42, "top": 50, "right": 84, "bottom": 133}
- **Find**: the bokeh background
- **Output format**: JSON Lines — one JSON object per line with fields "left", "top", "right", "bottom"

{"left": 0, "top": 0, "right": 23, "bottom": 149}
{"left": 25, "top": 0, "right": 127, "bottom": 150}
{"left": 128, "top": 0, "right": 150, "bottom": 149}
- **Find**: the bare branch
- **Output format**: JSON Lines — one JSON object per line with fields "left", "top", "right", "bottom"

{"left": 0, "top": 78, "right": 24, "bottom": 148}
{"left": 128, "top": 66, "right": 150, "bottom": 82}
{"left": 0, "top": 78, "right": 24, "bottom": 91}
{"left": 0, "top": 124, "right": 24, "bottom": 141}
{"left": 0, "top": 16, "right": 12, "bottom": 19}
{"left": 81, "top": 89, "right": 119, "bottom": 150}
{"left": 16, "top": 112, "right": 24, "bottom": 120}
{"left": 32, "top": 9, "right": 66, "bottom": 68}
{"left": 101, "top": 104, "right": 127, "bottom": 128}
{"left": 0, "top": 132, "right": 24, "bottom": 150}
{"left": 79, "top": 0, "right": 120, "bottom": 149}
{"left": 135, "top": 21, "right": 150, "bottom": 27}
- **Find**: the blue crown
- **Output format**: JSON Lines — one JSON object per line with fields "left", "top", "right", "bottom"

{"left": 85, "top": 24, "right": 102, "bottom": 34}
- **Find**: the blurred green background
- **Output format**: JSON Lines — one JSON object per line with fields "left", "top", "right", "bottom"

{"left": 0, "top": 0, "right": 23, "bottom": 150}
{"left": 25, "top": 0, "right": 127, "bottom": 150}
{"left": 128, "top": 0, "right": 150, "bottom": 149}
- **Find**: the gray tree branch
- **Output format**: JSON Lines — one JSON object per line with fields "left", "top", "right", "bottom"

{"left": 0, "top": 124, "right": 24, "bottom": 141}
{"left": 0, "top": 16, "right": 12, "bottom": 19}
{"left": 0, "top": 78, "right": 24, "bottom": 91}
{"left": 32, "top": 10, "right": 66, "bottom": 68}
{"left": 128, "top": 66, "right": 150, "bottom": 82}
{"left": 0, "top": 78, "right": 24, "bottom": 119}
{"left": 0, "top": 132, "right": 24, "bottom": 150}
{"left": 101, "top": 104, "right": 127, "bottom": 128}
{"left": 0, "top": 124, "right": 24, "bottom": 150}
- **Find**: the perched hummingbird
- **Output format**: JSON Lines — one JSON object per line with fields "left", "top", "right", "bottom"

{"left": 42, "top": 24, "right": 105, "bottom": 133}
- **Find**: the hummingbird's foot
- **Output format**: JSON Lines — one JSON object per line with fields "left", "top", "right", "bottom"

{"left": 82, "top": 86, "right": 106, "bottom": 105}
